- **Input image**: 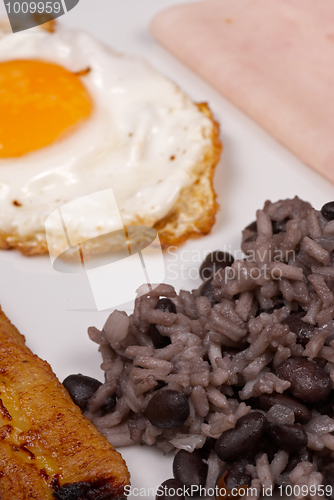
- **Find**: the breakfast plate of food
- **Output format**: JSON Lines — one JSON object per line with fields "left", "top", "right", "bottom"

{"left": 0, "top": 0, "right": 334, "bottom": 498}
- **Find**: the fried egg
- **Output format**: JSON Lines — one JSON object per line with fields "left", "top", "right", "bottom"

{"left": 0, "top": 25, "right": 219, "bottom": 257}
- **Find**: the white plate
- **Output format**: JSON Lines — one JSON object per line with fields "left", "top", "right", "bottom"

{"left": 0, "top": 0, "right": 333, "bottom": 497}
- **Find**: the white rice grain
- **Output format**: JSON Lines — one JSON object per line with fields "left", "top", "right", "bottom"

{"left": 303, "top": 329, "right": 330, "bottom": 359}
{"left": 270, "top": 450, "right": 289, "bottom": 482}
{"left": 256, "top": 453, "right": 273, "bottom": 491}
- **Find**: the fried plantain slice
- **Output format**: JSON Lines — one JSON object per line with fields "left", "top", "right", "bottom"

{"left": 0, "top": 308, "right": 130, "bottom": 499}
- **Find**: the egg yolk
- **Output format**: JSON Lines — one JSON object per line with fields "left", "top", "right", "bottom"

{"left": 0, "top": 59, "right": 93, "bottom": 158}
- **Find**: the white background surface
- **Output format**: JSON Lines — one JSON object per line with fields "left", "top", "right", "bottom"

{"left": 0, "top": 0, "right": 334, "bottom": 496}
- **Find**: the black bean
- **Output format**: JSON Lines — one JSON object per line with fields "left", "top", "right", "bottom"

{"left": 243, "top": 221, "right": 258, "bottom": 243}
{"left": 149, "top": 299, "right": 175, "bottom": 349}
{"left": 257, "top": 437, "right": 279, "bottom": 462}
{"left": 156, "top": 298, "right": 177, "bottom": 314}
{"left": 321, "top": 202, "right": 334, "bottom": 221}
{"left": 224, "top": 460, "right": 251, "bottom": 490}
{"left": 173, "top": 449, "right": 208, "bottom": 489}
{"left": 215, "top": 412, "right": 267, "bottom": 462}
{"left": 284, "top": 448, "right": 313, "bottom": 473}
{"left": 154, "top": 380, "right": 167, "bottom": 391}
{"left": 146, "top": 390, "right": 189, "bottom": 429}
{"left": 272, "top": 218, "right": 289, "bottom": 234}
{"left": 62, "top": 374, "right": 102, "bottom": 412}
{"left": 259, "top": 393, "right": 312, "bottom": 424}
{"left": 199, "top": 278, "right": 217, "bottom": 307}
{"left": 245, "top": 221, "right": 257, "bottom": 233}
{"left": 317, "top": 456, "right": 334, "bottom": 472}
{"left": 156, "top": 479, "right": 185, "bottom": 500}
{"left": 282, "top": 312, "right": 315, "bottom": 346}
{"left": 149, "top": 324, "right": 171, "bottom": 349}
{"left": 313, "top": 391, "right": 334, "bottom": 417}
{"left": 200, "top": 251, "right": 234, "bottom": 280}
{"left": 265, "top": 423, "right": 308, "bottom": 453}
{"left": 201, "top": 437, "right": 217, "bottom": 459}
{"left": 276, "top": 358, "right": 332, "bottom": 403}
{"left": 216, "top": 467, "right": 249, "bottom": 500}
{"left": 100, "top": 393, "right": 117, "bottom": 415}
{"left": 323, "top": 464, "right": 334, "bottom": 500}
{"left": 245, "top": 220, "right": 257, "bottom": 233}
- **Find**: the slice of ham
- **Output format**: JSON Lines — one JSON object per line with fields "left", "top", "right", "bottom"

{"left": 151, "top": 0, "right": 334, "bottom": 184}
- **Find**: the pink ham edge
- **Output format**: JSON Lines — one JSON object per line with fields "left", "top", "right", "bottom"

{"left": 151, "top": 0, "right": 334, "bottom": 184}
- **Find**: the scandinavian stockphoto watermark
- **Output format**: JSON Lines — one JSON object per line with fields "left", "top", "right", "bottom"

{"left": 3, "top": 0, "right": 80, "bottom": 32}
{"left": 165, "top": 245, "right": 296, "bottom": 282}
{"left": 45, "top": 188, "right": 165, "bottom": 311}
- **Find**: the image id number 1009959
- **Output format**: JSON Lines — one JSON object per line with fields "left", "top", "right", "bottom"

{"left": 3, "top": 0, "right": 80, "bottom": 32}
{"left": 277, "top": 485, "right": 333, "bottom": 497}
{"left": 5, "top": 1, "right": 61, "bottom": 14}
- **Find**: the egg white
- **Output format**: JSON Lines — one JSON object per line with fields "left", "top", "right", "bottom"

{"left": 0, "top": 26, "right": 214, "bottom": 247}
